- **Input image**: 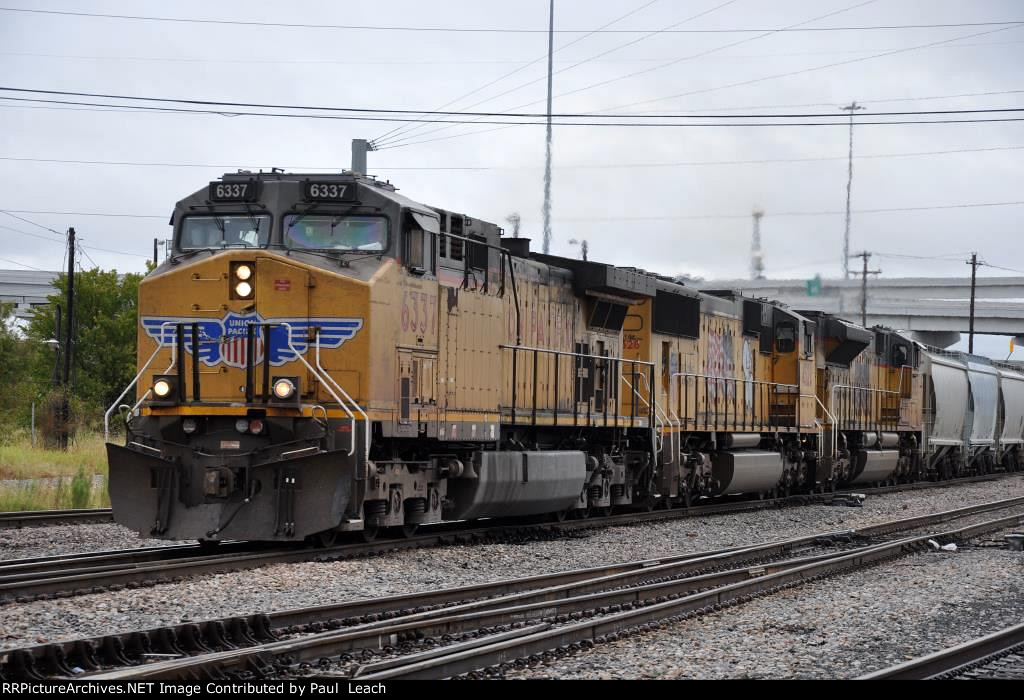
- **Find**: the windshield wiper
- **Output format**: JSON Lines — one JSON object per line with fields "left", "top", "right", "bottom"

{"left": 169, "top": 247, "right": 217, "bottom": 264}
{"left": 287, "top": 203, "right": 321, "bottom": 233}
{"left": 242, "top": 203, "right": 263, "bottom": 244}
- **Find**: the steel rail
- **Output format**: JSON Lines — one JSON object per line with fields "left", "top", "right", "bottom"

{"left": 1, "top": 473, "right": 1019, "bottom": 603}
{"left": 70, "top": 497, "right": 1024, "bottom": 681}
{"left": 355, "top": 510, "right": 1024, "bottom": 680}
{"left": 0, "top": 508, "right": 113, "bottom": 529}
{"left": 859, "top": 621, "right": 1024, "bottom": 679}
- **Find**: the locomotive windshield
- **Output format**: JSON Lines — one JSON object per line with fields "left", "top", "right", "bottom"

{"left": 179, "top": 214, "right": 270, "bottom": 250}
{"left": 284, "top": 214, "right": 388, "bottom": 252}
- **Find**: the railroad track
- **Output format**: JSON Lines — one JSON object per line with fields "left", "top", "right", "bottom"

{"left": 0, "top": 508, "right": 113, "bottom": 529}
{"left": 4, "top": 494, "right": 1024, "bottom": 680}
{"left": 860, "top": 622, "right": 1024, "bottom": 680}
{"left": 0, "top": 473, "right": 1019, "bottom": 605}
{"left": 0, "top": 472, "right": 1006, "bottom": 532}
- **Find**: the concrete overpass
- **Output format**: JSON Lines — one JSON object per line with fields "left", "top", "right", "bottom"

{"left": 698, "top": 276, "right": 1024, "bottom": 348}
{"left": 0, "top": 270, "right": 59, "bottom": 320}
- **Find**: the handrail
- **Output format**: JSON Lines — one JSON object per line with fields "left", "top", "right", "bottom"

{"left": 672, "top": 371, "right": 797, "bottom": 390}
{"left": 828, "top": 383, "right": 903, "bottom": 458}
{"left": 311, "top": 328, "right": 370, "bottom": 461}
{"left": 621, "top": 373, "right": 661, "bottom": 451}
{"left": 637, "top": 371, "right": 674, "bottom": 458}
{"left": 129, "top": 347, "right": 182, "bottom": 416}
{"left": 671, "top": 371, "right": 800, "bottom": 433}
{"left": 277, "top": 323, "right": 356, "bottom": 458}
{"left": 104, "top": 321, "right": 176, "bottom": 442}
{"left": 801, "top": 393, "right": 837, "bottom": 459}
{"left": 498, "top": 344, "right": 654, "bottom": 366}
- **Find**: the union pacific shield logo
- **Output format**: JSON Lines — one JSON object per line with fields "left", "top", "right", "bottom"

{"left": 141, "top": 312, "right": 363, "bottom": 368}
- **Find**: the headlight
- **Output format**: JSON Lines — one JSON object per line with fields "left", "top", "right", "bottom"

{"left": 273, "top": 378, "right": 296, "bottom": 400}
{"left": 248, "top": 418, "right": 265, "bottom": 434}
{"left": 182, "top": 418, "right": 198, "bottom": 434}
{"left": 230, "top": 261, "right": 255, "bottom": 300}
{"left": 153, "top": 379, "right": 172, "bottom": 398}
{"left": 235, "top": 418, "right": 250, "bottom": 434}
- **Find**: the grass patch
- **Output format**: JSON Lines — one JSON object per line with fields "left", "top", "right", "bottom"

{"left": 0, "top": 474, "right": 110, "bottom": 511}
{"left": 0, "top": 432, "right": 107, "bottom": 480}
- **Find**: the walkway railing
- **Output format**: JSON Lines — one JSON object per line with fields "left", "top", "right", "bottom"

{"left": 671, "top": 372, "right": 800, "bottom": 432}
{"left": 499, "top": 344, "right": 654, "bottom": 428}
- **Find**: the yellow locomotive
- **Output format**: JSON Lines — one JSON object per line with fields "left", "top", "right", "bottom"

{"left": 107, "top": 170, "right": 988, "bottom": 545}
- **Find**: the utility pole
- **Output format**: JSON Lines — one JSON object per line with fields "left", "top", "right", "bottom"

{"left": 967, "top": 252, "right": 978, "bottom": 353}
{"left": 153, "top": 237, "right": 158, "bottom": 266}
{"left": 61, "top": 227, "right": 76, "bottom": 450}
{"left": 841, "top": 101, "right": 865, "bottom": 279}
{"left": 541, "top": 0, "right": 555, "bottom": 255}
{"left": 505, "top": 213, "right": 521, "bottom": 238}
{"left": 849, "top": 250, "right": 881, "bottom": 327}
{"left": 568, "top": 238, "right": 589, "bottom": 261}
{"left": 750, "top": 209, "right": 765, "bottom": 279}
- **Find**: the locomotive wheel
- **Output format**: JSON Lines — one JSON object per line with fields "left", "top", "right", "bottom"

{"left": 574, "top": 507, "right": 592, "bottom": 520}
{"left": 550, "top": 508, "right": 569, "bottom": 523}
{"left": 598, "top": 506, "right": 613, "bottom": 518}
{"left": 359, "top": 524, "right": 380, "bottom": 543}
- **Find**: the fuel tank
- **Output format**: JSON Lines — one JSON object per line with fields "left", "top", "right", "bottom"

{"left": 445, "top": 451, "right": 585, "bottom": 520}
{"left": 712, "top": 450, "right": 783, "bottom": 495}
{"left": 847, "top": 449, "right": 900, "bottom": 485}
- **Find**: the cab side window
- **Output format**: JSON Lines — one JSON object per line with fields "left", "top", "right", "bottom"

{"left": 405, "top": 222, "right": 436, "bottom": 275}
{"left": 775, "top": 323, "right": 795, "bottom": 353}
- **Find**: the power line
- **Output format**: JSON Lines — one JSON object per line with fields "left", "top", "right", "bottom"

{"left": 382, "top": 22, "right": 1024, "bottom": 149}
{"left": 375, "top": 0, "right": 877, "bottom": 148}
{"left": 979, "top": 261, "right": 1024, "bottom": 274}
{"left": 14, "top": 86, "right": 1024, "bottom": 119}
{"left": 874, "top": 251, "right": 974, "bottom": 261}
{"left": 2, "top": 95, "right": 1023, "bottom": 127}
{"left": 0, "top": 255, "right": 46, "bottom": 271}
{"left": 594, "top": 23, "right": 1024, "bottom": 114}
{"left": 0, "top": 209, "right": 63, "bottom": 235}
{"left": 371, "top": 0, "right": 664, "bottom": 146}
{"left": 0, "top": 213, "right": 151, "bottom": 258}
{"left": 374, "top": 0, "right": 743, "bottom": 148}
{"left": 613, "top": 89, "right": 1024, "bottom": 114}
{"left": 3, "top": 38, "right": 1022, "bottom": 68}
{"left": 2, "top": 144, "right": 1022, "bottom": 171}
{"left": 2, "top": 7, "right": 1020, "bottom": 34}
{"left": 556, "top": 200, "right": 1024, "bottom": 222}
{"left": 0, "top": 221, "right": 64, "bottom": 243}
{"left": 6, "top": 92, "right": 1024, "bottom": 122}
{"left": 76, "top": 242, "right": 99, "bottom": 269}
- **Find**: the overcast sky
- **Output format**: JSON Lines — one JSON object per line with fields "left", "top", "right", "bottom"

{"left": 0, "top": 0, "right": 1021, "bottom": 357}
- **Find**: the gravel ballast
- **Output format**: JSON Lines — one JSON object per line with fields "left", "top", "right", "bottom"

{"left": 507, "top": 537, "right": 1024, "bottom": 679}
{"left": 1, "top": 476, "right": 1022, "bottom": 657}
{"left": 0, "top": 523, "right": 166, "bottom": 561}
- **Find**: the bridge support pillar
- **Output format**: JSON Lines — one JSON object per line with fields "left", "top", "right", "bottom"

{"left": 910, "top": 330, "right": 961, "bottom": 349}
